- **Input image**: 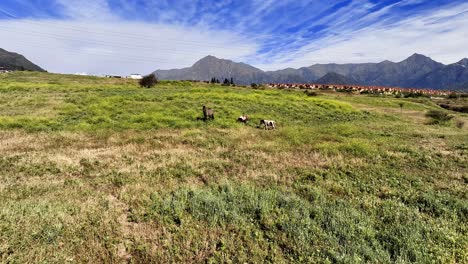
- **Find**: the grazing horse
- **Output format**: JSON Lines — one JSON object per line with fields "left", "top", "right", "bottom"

{"left": 202, "top": 106, "right": 215, "bottom": 121}
{"left": 238, "top": 115, "right": 249, "bottom": 124}
{"left": 260, "top": 120, "right": 276, "bottom": 130}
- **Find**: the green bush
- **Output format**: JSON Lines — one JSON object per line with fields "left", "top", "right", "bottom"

{"left": 404, "top": 92, "right": 427, "bottom": 98}
{"left": 425, "top": 110, "right": 453, "bottom": 124}
{"left": 139, "top": 74, "right": 158, "bottom": 88}
{"left": 304, "top": 90, "right": 319, "bottom": 97}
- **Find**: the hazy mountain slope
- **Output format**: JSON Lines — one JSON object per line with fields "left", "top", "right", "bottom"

{"left": 315, "top": 72, "right": 358, "bottom": 85}
{"left": 454, "top": 81, "right": 468, "bottom": 91}
{"left": 264, "top": 68, "right": 314, "bottom": 83}
{"left": 413, "top": 59, "right": 468, "bottom": 90}
{"left": 0, "top": 48, "right": 45, "bottom": 72}
{"left": 304, "top": 54, "right": 443, "bottom": 87}
{"left": 397, "top": 54, "right": 444, "bottom": 82}
{"left": 307, "top": 63, "right": 374, "bottom": 81}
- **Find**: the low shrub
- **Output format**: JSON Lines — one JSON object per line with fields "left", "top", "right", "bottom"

{"left": 404, "top": 92, "right": 427, "bottom": 98}
{"left": 425, "top": 110, "right": 453, "bottom": 124}
{"left": 304, "top": 90, "right": 319, "bottom": 97}
{"left": 139, "top": 74, "right": 158, "bottom": 88}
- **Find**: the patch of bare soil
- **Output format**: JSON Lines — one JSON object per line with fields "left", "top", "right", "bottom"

{"left": 107, "top": 194, "right": 135, "bottom": 263}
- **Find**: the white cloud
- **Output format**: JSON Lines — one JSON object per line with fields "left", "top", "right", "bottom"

{"left": 254, "top": 2, "right": 468, "bottom": 70}
{"left": 0, "top": 0, "right": 259, "bottom": 75}
{"left": 0, "top": 19, "right": 258, "bottom": 75}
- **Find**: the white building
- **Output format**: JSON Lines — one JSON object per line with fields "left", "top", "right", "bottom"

{"left": 74, "top": 72, "right": 89, "bottom": 76}
{"left": 128, "top": 74, "right": 143, "bottom": 80}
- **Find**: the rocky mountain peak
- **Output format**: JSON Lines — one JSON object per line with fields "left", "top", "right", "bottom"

{"left": 401, "top": 53, "right": 438, "bottom": 65}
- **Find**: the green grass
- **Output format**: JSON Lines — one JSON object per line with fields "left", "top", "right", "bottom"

{"left": 0, "top": 73, "right": 365, "bottom": 131}
{"left": 0, "top": 72, "right": 467, "bottom": 263}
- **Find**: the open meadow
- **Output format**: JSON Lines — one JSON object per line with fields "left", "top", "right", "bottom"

{"left": 0, "top": 72, "right": 467, "bottom": 263}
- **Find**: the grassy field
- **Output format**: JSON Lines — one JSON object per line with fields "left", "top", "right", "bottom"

{"left": 0, "top": 72, "right": 467, "bottom": 263}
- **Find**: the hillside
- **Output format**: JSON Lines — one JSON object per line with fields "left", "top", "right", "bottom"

{"left": 0, "top": 48, "right": 45, "bottom": 72}
{"left": 0, "top": 72, "right": 467, "bottom": 263}
{"left": 414, "top": 59, "right": 468, "bottom": 90}
{"left": 155, "top": 55, "right": 268, "bottom": 85}
{"left": 315, "top": 72, "right": 358, "bottom": 85}
{"left": 154, "top": 54, "right": 468, "bottom": 90}
{"left": 455, "top": 81, "right": 468, "bottom": 90}
{"left": 302, "top": 54, "right": 444, "bottom": 87}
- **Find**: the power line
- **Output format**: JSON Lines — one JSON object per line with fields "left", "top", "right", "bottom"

{"left": 0, "top": 9, "right": 259, "bottom": 50}
{"left": 0, "top": 20, "right": 260, "bottom": 65}
{"left": 0, "top": 26, "right": 252, "bottom": 57}
{"left": 5, "top": 40, "right": 182, "bottom": 65}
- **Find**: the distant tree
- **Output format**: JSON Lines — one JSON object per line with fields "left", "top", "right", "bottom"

{"left": 139, "top": 73, "right": 158, "bottom": 88}
{"left": 230, "top": 77, "right": 235, "bottom": 86}
{"left": 216, "top": 79, "right": 220, "bottom": 84}
{"left": 210, "top": 77, "right": 217, "bottom": 84}
{"left": 222, "top": 78, "right": 230, "bottom": 86}
{"left": 251, "top": 83, "right": 258, "bottom": 89}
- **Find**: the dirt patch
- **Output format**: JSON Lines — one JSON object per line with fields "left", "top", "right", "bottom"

{"left": 107, "top": 194, "right": 135, "bottom": 263}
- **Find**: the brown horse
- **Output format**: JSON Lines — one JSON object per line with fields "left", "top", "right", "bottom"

{"left": 203, "top": 106, "right": 215, "bottom": 121}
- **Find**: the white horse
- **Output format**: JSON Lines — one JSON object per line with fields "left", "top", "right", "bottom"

{"left": 260, "top": 120, "right": 276, "bottom": 130}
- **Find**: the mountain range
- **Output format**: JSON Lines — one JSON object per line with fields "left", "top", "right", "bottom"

{"left": 154, "top": 54, "right": 468, "bottom": 91}
{"left": 1, "top": 47, "right": 466, "bottom": 91}
{"left": 0, "top": 48, "right": 45, "bottom": 72}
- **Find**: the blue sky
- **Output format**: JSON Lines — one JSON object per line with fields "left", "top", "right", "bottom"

{"left": 0, "top": 0, "right": 467, "bottom": 75}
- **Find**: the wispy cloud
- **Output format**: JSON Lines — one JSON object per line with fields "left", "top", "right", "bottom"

{"left": 253, "top": 1, "right": 468, "bottom": 69}
{"left": 0, "top": 0, "right": 258, "bottom": 75}
{"left": 54, "top": 0, "right": 115, "bottom": 20}
{"left": 0, "top": 0, "right": 467, "bottom": 74}
{"left": 0, "top": 19, "right": 258, "bottom": 75}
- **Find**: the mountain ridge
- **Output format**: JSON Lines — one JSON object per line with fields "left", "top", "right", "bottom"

{"left": 154, "top": 54, "right": 468, "bottom": 91}
{"left": 0, "top": 48, "right": 45, "bottom": 72}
